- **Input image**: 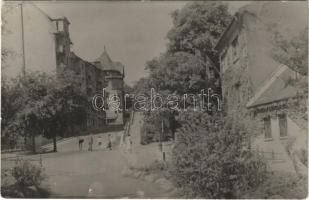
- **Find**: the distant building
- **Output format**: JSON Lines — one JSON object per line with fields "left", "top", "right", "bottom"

{"left": 93, "top": 47, "right": 125, "bottom": 125}
{"left": 214, "top": 2, "right": 307, "bottom": 174}
{"left": 2, "top": 2, "right": 126, "bottom": 138}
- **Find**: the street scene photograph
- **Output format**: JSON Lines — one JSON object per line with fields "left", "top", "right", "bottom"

{"left": 1, "top": 0, "right": 308, "bottom": 198}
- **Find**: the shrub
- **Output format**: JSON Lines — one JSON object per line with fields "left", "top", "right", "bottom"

{"left": 140, "top": 109, "right": 180, "bottom": 145}
{"left": 12, "top": 159, "right": 46, "bottom": 188}
{"left": 170, "top": 111, "right": 267, "bottom": 198}
{"left": 241, "top": 171, "right": 308, "bottom": 199}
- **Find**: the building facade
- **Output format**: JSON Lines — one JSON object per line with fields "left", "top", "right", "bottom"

{"left": 93, "top": 48, "right": 125, "bottom": 125}
{"left": 214, "top": 2, "right": 307, "bottom": 174}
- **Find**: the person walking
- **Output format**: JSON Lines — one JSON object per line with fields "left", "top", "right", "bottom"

{"left": 78, "top": 136, "right": 84, "bottom": 151}
{"left": 88, "top": 134, "right": 94, "bottom": 151}
{"left": 107, "top": 134, "right": 112, "bottom": 150}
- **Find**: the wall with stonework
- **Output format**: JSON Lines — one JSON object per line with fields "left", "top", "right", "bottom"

{"left": 219, "top": 10, "right": 308, "bottom": 175}
{"left": 220, "top": 26, "right": 257, "bottom": 134}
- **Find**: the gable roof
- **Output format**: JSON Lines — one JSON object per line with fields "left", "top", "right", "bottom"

{"left": 246, "top": 64, "right": 298, "bottom": 108}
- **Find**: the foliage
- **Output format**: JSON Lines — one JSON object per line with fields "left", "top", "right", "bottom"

{"left": 140, "top": 109, "right": 180, "bottom": 145}
{"left": 271, "top": 27, "right": 308, "bottom": 126}
{"left": 12, "top": 160, "right": 46, "bottom": 188}
{"left": 2, "top": 160, "right": 49, "bottom": 198}
{"left": 142, "top": 2, "right": 231, "bottom": 94}
{"left": 170, "top": 111, "right": 267, "bottom": 198}
{"left": 1, "top": 71, "right": 87, "bottom": 152}
{"left": 272, "top": 27, "right": 308, "bottom": 76}
{"left": 167, "top": 1, "right": 231, "bottom": 55}
{"left": 1, "top": 78, "right": 25, "bottom": 149}
{"left": 273, "top": 27, "right": 308, "bottom": 125}
{"left": 136, "top": 2, "right": 232, "bottom": 146}
{"left": 145, "top": 52, "right": 213, "bottom": 94}
{"left": 241, "top": 171, "right": 308, "bottom": 199}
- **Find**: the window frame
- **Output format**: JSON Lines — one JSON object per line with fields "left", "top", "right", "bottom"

{"left": 278, "top": 113, "right": 288, "bottom": 138}
{"left": 263, "top": 116, "right": 272, "bottom": 140}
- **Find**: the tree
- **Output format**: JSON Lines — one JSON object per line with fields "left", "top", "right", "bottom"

{"left": 146, "top": 52, "right": 209, "bottom": 94}
{"left": 171, "top": 110, "right": 266, "bottom": 198}
{"left": 39, "top": 76, "right": 87, "bottom": 152}
{"left": 5, "top": 72, "right": 53, "bottom": 153}
{"left": 137, "top": 2, "right": 232, "bottom": 146}
{"left": 141, "top": 109, "right": 180, "bottom": 144}
{"left": 142, "top": 1, "right": 231, "bottom": 95}
{"left": 167, "top": 2, "right": 231, "bottom": 55}
{"left": 272, "top": 27, "right": 308, "bottom": 76}
{"left": 2, "top": 71, "right": 87, "bottom": 153}
{"left": 1, "top": 78, "right": 26, "bottom": 149}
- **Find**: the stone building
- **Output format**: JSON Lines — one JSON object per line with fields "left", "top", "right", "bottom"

{"left": 93, "top": 47, "right": 125, "bottom": 125}
{"left": 214, "top": 2, "right": 307, "bottom": 174}
{"left": 67, "top": 52, "right": 107, "bottom": 130}
{"left": 50, "top": 15, "right": 109, "bottom": 131}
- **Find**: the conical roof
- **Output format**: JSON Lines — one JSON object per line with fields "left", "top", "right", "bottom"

{"left": 94, "top": 46, "right": 124, "bottom": 74}
{"left": 95, "top": 46, "right": 113, "bottom": 69}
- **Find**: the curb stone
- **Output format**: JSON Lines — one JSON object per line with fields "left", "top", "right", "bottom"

{"left": 128, "top": 168, "right": 177, "bottom": 193}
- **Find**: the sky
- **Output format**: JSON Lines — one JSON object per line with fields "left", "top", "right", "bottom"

{"left": 36, "top": 1, "right": 250, "bottom": 86}
{"left": 3, "top": 1, "right": 249, "bottom": 86}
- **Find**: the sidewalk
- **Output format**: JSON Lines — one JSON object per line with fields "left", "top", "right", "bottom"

{"left": 119, "top": 112, "right": 179, "bottom": 197}
{"left": 121, "top": 112, "right": 167, "bottom": 168}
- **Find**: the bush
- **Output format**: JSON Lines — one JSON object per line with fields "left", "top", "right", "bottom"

{"left": 170, "top": 111, "right": 267, "bottom": 198}
{"left": 12, "top": 159, "right": 46, "bottom": 188}
{"left": 140, "top": 109, "right": 179, "bottom": 145}
{"left": 241, "top": 171, "right": 308, "bottom": 199}
{"left": 1, "top": 159, "right": 49, "bottom": 198}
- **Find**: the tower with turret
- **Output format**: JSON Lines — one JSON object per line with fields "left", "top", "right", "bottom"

{"left": 93, "top": 47, "right": 125, "bottom": 125}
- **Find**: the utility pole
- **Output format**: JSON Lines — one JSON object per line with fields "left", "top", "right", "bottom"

{"left": 20, "top": 2, "right": 26, "bottom": 76}
{"left": 159, "top": 120, "right": 163, "bottom": 152}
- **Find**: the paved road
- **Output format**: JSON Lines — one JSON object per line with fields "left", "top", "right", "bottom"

{"left": 27, "top": 131, "right": 171, "bottom": 198}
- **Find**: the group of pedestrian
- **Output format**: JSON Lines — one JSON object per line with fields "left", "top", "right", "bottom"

{"left": 77, "top": 134, "right": 112, "bottom": 151}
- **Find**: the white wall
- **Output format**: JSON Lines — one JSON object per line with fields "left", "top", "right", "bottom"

{"left": 2, "top": 2, "right": 57, "bottom": 79}
{"left": 251, "top": 114, "right": 307, "bottom": 173}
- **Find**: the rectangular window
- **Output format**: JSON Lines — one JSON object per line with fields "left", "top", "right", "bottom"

{"left": 264, "top": 116, "right": 272, "bottom": 139}
{"left": 279, "top": 114, "right": 288, "bottom": 137}
{"left": 58, "top": 21, "right": 64, "bottom": 32}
